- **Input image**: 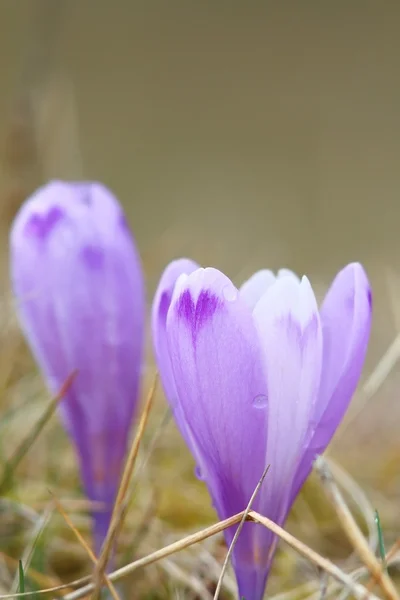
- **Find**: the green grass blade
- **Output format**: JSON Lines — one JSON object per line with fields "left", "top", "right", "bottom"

{"left": 18, "top": 560, "right": 25, "bottom": 594}
{"left": 375, "top": 509, "right": 387, "bottom": 571}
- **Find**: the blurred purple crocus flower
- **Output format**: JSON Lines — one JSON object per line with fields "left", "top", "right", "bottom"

{"left": 152, "top": 260, "right": 372, "bottom": 600}
{"left": 10, "top": 180, "right": 145, "bottom": 555}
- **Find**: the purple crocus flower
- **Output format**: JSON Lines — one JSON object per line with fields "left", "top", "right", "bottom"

{"left": 10, "top": 180, "right": 145, "bottom": 555}
{"left": 152, "top": 260, "right": 371, "bottom": 600}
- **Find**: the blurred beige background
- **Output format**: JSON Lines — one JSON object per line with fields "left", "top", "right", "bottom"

{"left": 1, "top": 1, "right": 400, "bottom": 482}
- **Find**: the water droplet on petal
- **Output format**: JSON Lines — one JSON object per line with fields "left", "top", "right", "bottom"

{"left": 195, "top": 466, "right": 205, "bottom": 481}
{"left": 222, "top": 284, "right": 238, "bottom": 302}
{"left": 252, "top": 394, "right": 268, "bottom": 409}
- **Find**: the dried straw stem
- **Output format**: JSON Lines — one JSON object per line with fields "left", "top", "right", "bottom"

{"left": 213, "top": 464, "right": 270, "bottom": 599}
{"left": 0, "top": 505, "right": 382, "bottom": 600}
{"left": 315, "top": 455, "right": 398, "bottom": 600}
{"left": 91, "top": 374, "right": 158, "bottom": 598}
{"left": 0, "top": 372, "right": 76, "bottom": 493}
{"left": 248, "top": 511, "right": 380, "bottom": 600}
{"left": 61, "top": 512, "right": 245, "bottom": 600}
{"left": 51, "top": 495, "right": 121, "bottom": 600}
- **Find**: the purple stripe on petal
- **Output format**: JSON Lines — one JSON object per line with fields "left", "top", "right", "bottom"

{"left": 177, "top": 289, "right": 195, "bottom": 321}
{"left": 81, "top": 245, "right": 105, "bottom": 269}
{"left": 176, "top": 288, "right": 221, "bottom": 341}
{"left": 276, "top": 312, "right": 319, "bottom": 351}
{"left": 24, "top": 207, "right": 64, "bottom": 240}
{"left": 159, "top": 291, "right": 172, "bottom": 320}
{"left": 196, "top": 289, "right": 220, "bottom": 322}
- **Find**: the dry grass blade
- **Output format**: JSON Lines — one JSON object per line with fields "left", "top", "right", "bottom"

{"left": 33, "top": 75, "right": 83, "bottom": 182}
{"left": 0, "top": 514, "right": 243, "bottom": 599}
{"left": 269, "top": 580, "right": 318, "bottom": 600}
{"left": 125, "top": 405, "right": 171, "bottom": 513}
{"left": 213, "top": 464, "right": 270, "bottom": 600}
{"left": 61, "top": 512, "right": 246, "bottom": 600}
{"left": 362, "top": 334, "right": 400, "bottom": 400}
{"left": 51, "top": 493, "right": 121, "bottom": 600}
{"left": 10, "top": 502, "right": 53, "bottom": 594}
{"left": 307, "top": 544, "right": 400, "bottom": 600}
{"left": 161, "top": 558, "right": 213, "bottom": 599}
{"left": 326, "top": 458, "right": 377, "bottom": 550}
{"left": 0, "top": 552, "right": 61, "bottom": 591}
{"left": 248, "top": 511, "right": 380, "bottom": 600}
{"left": 315, "top": 456, "right": 399, "bottom": 600}
{"left": 340, "top": 333, "right": 400, "bottom": 438}
{"left": 117, "top": 407, "right": 171, "bottom": 549}
{"left": 198, "top": 549, "right": 237, "bottom": 596}
{"left": 0, "top": 371, "right": 76, "bottom": 493}
{"left": 32, "top": 499, "right": 105, "bottom": 512}
{"left": 363, "top": 536, "right": 400, "bottom": 596}
{"left": 0, "top": 578, "right": 90, "bottom": 599}
{"left": 92, "top": 373, "right": 158, "bottom": 599}
{"left": 317, "top": 570, "right": 329, "bottom": 600}
{"left": 0, "top": 0, "right": 68, "bottom": 228}
{"left": 134, "top": 405, "right": 171, "bottom": 478}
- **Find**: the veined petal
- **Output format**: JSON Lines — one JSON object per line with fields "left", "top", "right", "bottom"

{"left": 253, "top": 276, "right": 322, "bottom": 525}
{"left": 291, "top": 263, "right": 372, "bottom": 498}
{"left": 151, "top": 258, "right": 200, "bottom": 452}
{"left": 166, "top": 267, "right": 270, "bottom": 575}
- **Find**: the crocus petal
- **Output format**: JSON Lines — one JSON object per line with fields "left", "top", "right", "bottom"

{"left": 239, "top": 267, "right": 300, "bottom": 311}
{"left": 317, "top": 262, "right": 371, "bottom": 427}
{"left": 165, "top": 267, "right": 271, "bottom": 594}
{"left": 277, "top": 268, "right": 300, "bottom": 282}
{"left": 152, "top": 260, "right": 371, "bottom": 600}
{"left": 239, "top": 269, "right": 276, "bottom": 310}
{"left": 10, "top": 180, "right": 145, "bottom": 555}
{"left": 252, "top": 276, "right": 322, "bottom": 558}
{"left": 152, "top": 258, "right": 200, "bottom": 405}
{"left": 291, "top": 263, "right": 372, "bottom": 498}
{"left": 151, "top": 258, "right": 201, "bottom": 458}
